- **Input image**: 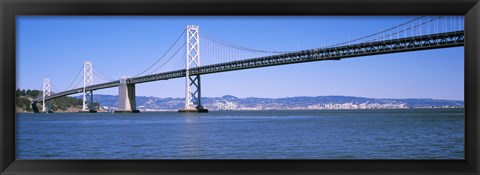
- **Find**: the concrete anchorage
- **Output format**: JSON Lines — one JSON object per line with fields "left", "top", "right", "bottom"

{"left": 179, "top": 25, "right": 208, "bottom": 113}
{"left": 115, "top": 77, "right": 139, "bottom": 113}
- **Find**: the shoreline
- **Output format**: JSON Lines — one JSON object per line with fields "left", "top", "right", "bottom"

{"left": 15, "top": 107, "right": 465, "bottom": 114}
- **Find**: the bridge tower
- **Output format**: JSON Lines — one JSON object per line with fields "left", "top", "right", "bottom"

{"left": 42, "top": 79, "right": 51, "bottom": 112}
{"left": 81, "top": 61, "right": 96, "bottom": 113}
{"left": 179, "top": 25, "right": 208, "bottom": 113}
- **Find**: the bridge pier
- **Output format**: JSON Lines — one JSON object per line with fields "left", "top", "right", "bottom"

{"left": 178, "top": 106, "right": 208, "bottom": 113}
{"left": 31, "top": 100, "right": 40, "bottom": 113}
{"left": 45, "top": 100, "right": 53, "bottom": 113}
{"left": 36, "top": 100, "right": 53, "bottom": 113}
{"left": 115, "top": 77, "right": 139, "bottom": 113}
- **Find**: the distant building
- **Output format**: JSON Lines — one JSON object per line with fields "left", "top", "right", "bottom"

{"left": 215, "top": 100, "right": 237, "bottom": 110}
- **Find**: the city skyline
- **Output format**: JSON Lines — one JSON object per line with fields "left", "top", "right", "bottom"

{"left": 17, "top": 16, "right": 464, "bottom": 101}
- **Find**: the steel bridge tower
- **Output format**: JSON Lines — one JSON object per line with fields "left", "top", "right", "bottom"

{"left": 42, "top": 78, "right": 51, "bottom": 112}
{"left": 81, "top": 61, "right": 96, "bottom": 112}
{"left": 179, "top": 25, "right": 208, "bottom": 112}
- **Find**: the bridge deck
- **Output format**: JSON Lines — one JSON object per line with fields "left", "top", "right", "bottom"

{"left": 45, "top": 31, "right": 464, "bottom": 100}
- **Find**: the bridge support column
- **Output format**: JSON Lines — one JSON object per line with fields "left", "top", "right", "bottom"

{"left": 179, "top": 25, "right": 208, "bottom": 113}
{"left": 80, "top": 90, "right": 97, "bottom": 113}
{"left": 115, "top": 77, "right": 139, "bottom": 113}
{"left": 38, "top": 100, "right": 53, "bottom": 113}
{"left": 45, "top": 100, "right": 53, "bottom": 113}
{"left": 31, "top": 100, "right": 40, "bottom": 113}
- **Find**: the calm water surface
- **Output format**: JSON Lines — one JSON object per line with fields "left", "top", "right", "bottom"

{"left": 16, "top": 109, "right": 464, "bottom": 159}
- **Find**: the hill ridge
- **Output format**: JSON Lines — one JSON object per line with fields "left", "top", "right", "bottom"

{"left": 78, "top": 94, "right": 464, "bottom": 111}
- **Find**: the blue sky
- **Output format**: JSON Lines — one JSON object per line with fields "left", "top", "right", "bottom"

{"left": 16, "top": 16, "right": 464, "bottom": 100}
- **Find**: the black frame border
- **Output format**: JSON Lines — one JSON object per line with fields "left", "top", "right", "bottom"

{"left": 1, "top": 0, "right": 479, "bottom": 174}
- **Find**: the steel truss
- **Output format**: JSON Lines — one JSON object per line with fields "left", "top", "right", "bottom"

{"left": 42, "top": 79, "right": 51, "bottom": 112}
{"left": 195, "top": 31, "right": 464, "bottom": 74}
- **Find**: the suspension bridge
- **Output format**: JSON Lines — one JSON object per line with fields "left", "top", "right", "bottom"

{"left": 33, "top": 16, "right": 465, "bottom": 113}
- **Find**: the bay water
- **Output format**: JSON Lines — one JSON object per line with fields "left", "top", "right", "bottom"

{"left": 16, "top": 109, "right": 464, "bottom": 159}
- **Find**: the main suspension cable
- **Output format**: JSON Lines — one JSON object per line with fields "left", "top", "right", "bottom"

{"left": 134, "top": 30, "right": 186, "bottom": 77}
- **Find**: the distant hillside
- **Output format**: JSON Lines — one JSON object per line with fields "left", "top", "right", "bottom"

{"left": 16, "top": 89, "right": 39, "bottom": 112}
{"left": 75, "top": 94, "right": 464, "bottom": 111}
{"left": 16, "top": 89, "right": 99, "bottom": 113}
